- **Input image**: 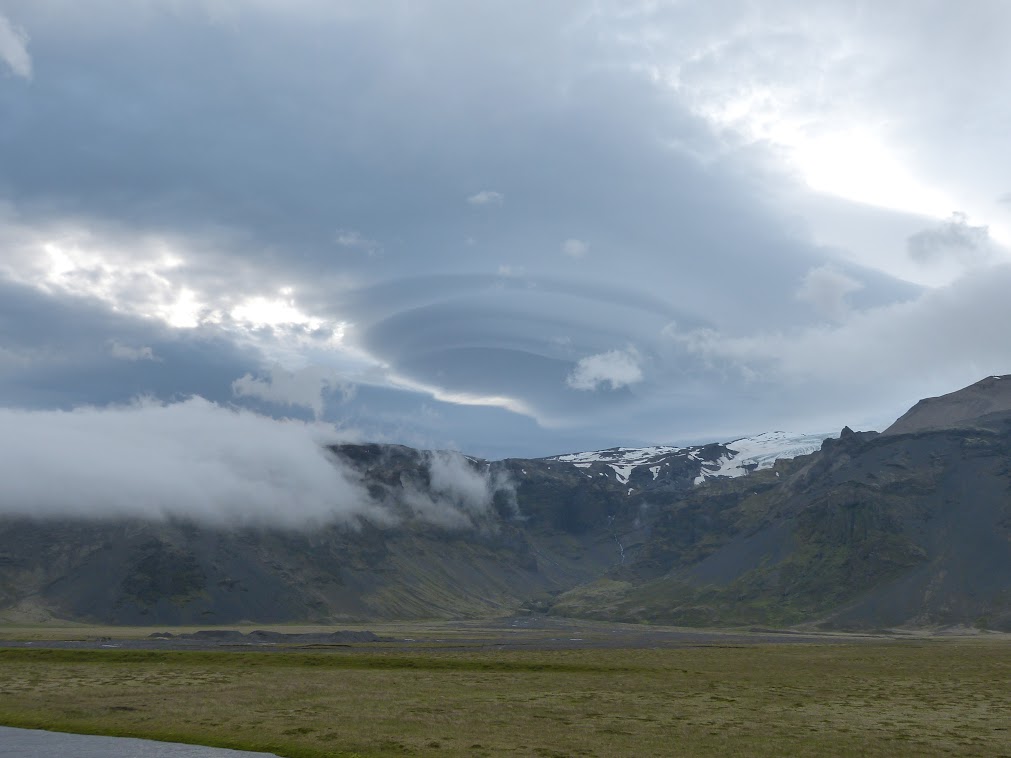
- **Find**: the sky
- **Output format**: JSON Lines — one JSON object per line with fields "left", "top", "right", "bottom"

{"left": 2, "top": 0, "right": 1011, "bottom": 461}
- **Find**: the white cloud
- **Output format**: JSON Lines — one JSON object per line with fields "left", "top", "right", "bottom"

{"left": 663, "top": 262, "right": 1011, "bottom": 426}
{"left": 0, "top": 14, "right": 31, "bottom": 79}
{"left": 0, "top": 396, "right": 529, "bottom": 531}
{"left": 108, "top": 341, "right": 159, "bottom": 362}
{"left": 645, "top": 7, "right": 959, "bottom": 223}
{"left": 567, "top": 346, "right": 642, "bottom": 391}
{"left": 401, "top": 450, "right": 515, "bottom": 530}
{"left": 603, "top": 1, "right": 1011, "bottom": 277}
{"left": 496, "top": 264, "right": 524, "bottom": 277}
{"left": 0, "top": 398, "right": 377, "bottom": 528}
{"left": 334, "top": 228, "right": 381, "bottom": 256}
{"left": 561, "top": 238, "right": 589, "bottom": 258}
{"left": 907, "top": 212, "right": 994, "bottom": 266}
{"left": 0, "top": 209, "right": 360, "bottom": 373}
{"left": 232, "top": 364, "right": 353, "bottom": 418}
{"left": 0, "top": 217, "right": 204, "bottom": 328}
{"left": 795, "top": 265, "right": 863, "bottom": 323}
{"left": 427, "top": 450, "right": 489, "bottom": 510}
{"left": 229, "top": 294, "right": 326, "bottom": 330}
{"left": 466, "top": 190, "right": 504, "bottom": 206}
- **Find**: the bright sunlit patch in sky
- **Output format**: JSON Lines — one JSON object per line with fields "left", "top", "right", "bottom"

{"left": 790, "top": 129, "right": 955, "bottom": 220}
{"left": 29, "top": 240, "right": 207, "bottom": 328}
{"left": 230, "top": 294, "right": 325, "bottom": 330}
{"left": 35, "top": 240, "right": 190, "bottom": 309}
{"left": 681, "top": 83, "right": 1011, "bottom": 284}
{"left": 21, "top": 239, "right": 356, "bottom": 351}
{"left": 156, "top": 287, "right": 203, "bottom": 329}
{"left": 692, "top": 88, "right": 957, "bottom": 222}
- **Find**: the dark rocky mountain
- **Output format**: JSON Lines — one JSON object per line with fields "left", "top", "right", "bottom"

{"left": 0, "top": 434, "right": 817, "bottom": 625}
{"left": 2, "top": 378, "right": 1010, "bottom": 630}
{"left": 551, "top": 422, "right": 1011, "bottom": 630}
{"left": 884, "top": 374, "right": 1011, "bottom": 435}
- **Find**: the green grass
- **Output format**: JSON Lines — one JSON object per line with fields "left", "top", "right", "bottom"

{"left": 1, "top": 641, "right": 1009, "bottom": 757}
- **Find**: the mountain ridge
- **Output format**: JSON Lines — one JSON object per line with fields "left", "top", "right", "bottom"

{"left": 541, "top": 430, "right": 831, "bottom": 493}
{"left": 2, "top": 376, "right": 1010, "bottom": 630}
{"left": 884, "top": 374, "right": 1011, "bottom": 435}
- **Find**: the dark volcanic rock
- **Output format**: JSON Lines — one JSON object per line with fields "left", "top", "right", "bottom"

{"left": 187, "top": 630, "right": 246, "bottom": 641}
{"left": 884, "top": 374, "right": 1011, "bottom": 435}
{"left": 0, "top": 448, "right": 639, "bottom": 624}
{"left": 552, "top": 421, "right": 1011, "bottom": 630}
{"left": 4, "top": 377, "right": 1011, "bottom": 631}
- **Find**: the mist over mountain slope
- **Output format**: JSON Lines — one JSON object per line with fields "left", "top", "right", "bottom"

{"left": 2, "top": 376, "right": 1010, "bottom": 630}
{"left": 0, "top": 432, "right": 823, "bottom": 624}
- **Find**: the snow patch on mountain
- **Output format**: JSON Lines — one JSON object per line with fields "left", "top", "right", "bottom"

{"left": 550, "top": 446, "right": 684, "bottom": 467}
{"left": 694, "top": 431, "right": 830, "bottom": 484}
{"left": 547, "top": 431, "right": 831, "bottom": 489}
{"left": 723, "top": 431, "right": 830, "bottom": 471}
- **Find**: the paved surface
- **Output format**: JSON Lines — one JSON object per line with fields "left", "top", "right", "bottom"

{"left": 0, "top": 726, "right": 276, "bottom": 757}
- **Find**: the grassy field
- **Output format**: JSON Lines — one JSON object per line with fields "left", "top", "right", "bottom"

{"left": 0, "top": 638, "right": 1009, "bottom": 757}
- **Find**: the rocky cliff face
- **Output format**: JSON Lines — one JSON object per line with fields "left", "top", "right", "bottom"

{"left": 552, "top": 384, "right": 1011, "bottom": 631}
{"left": 551, "top": 422, "right": 1011, "bottom": 630}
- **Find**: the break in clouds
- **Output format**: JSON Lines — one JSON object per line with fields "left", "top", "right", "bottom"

{"left": 0, "top": 398, "right": 510, "bottom": 530}
{"left": 0, "top": 1, "right": 1010, "bottom": 454}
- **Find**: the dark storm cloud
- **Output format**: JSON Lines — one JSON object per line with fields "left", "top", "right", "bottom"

{"left": 0, "top": 0, "right": 887, "bottom": 322}
{"left": 0, "top": 1, "right": 1007, "bottom": 457}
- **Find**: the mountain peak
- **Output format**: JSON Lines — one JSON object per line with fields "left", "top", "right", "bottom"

{"left": 883, "top": 374, "right": 1011, "bottom": 435}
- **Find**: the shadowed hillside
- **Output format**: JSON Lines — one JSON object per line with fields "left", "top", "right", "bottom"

{"left": 884, "top": 375, "right": 1011, "bottom": 435}
{"left": 3, "top": 377, "right": 1011, "bottom": 630}
{"left": 551, "top": 423, "right": 1011, "bottom": 630}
